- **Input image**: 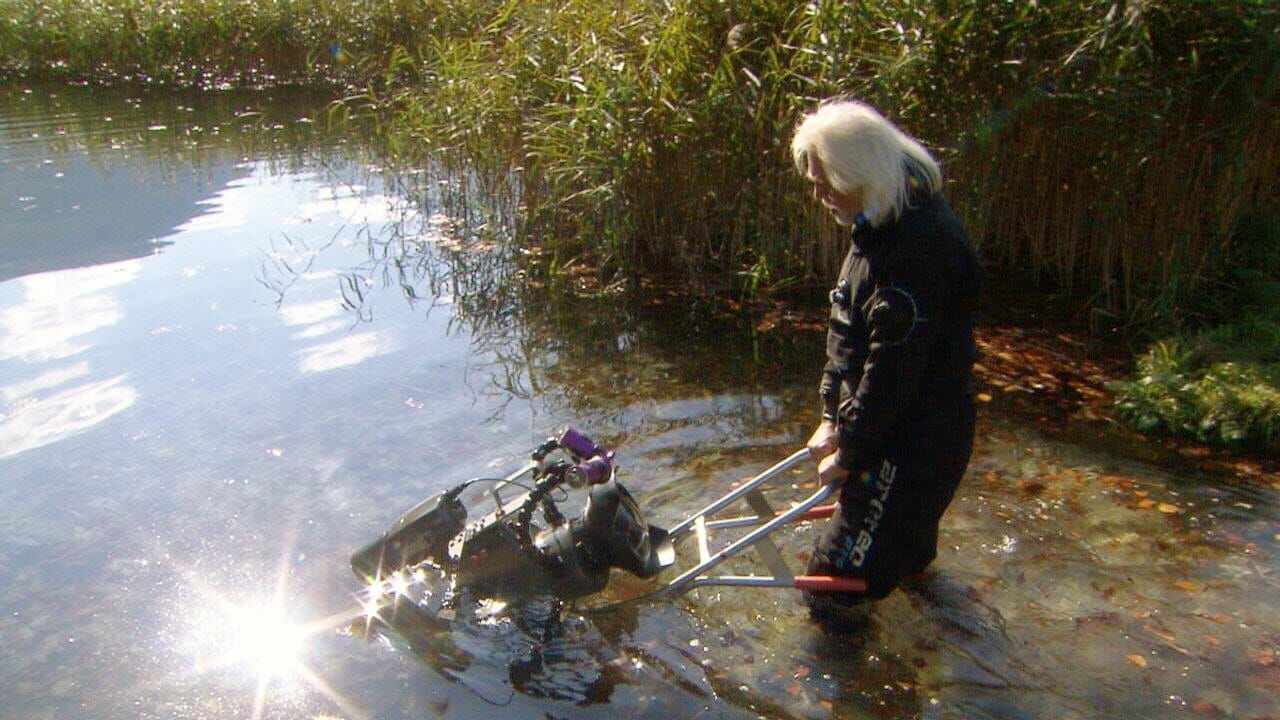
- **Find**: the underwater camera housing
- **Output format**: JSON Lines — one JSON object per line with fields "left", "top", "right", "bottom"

{"left": 351, "top": 428, "right": 674, "bottom": 601}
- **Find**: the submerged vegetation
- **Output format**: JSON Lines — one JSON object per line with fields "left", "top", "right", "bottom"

{"left": 3, "top": 0, "right": 1278, "bottom": 452}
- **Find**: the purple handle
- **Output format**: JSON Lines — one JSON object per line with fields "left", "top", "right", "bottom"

{"left": 559, "top": 427, "right": 603, "bottom": 459}
{"left": 559, "top": 428, "right": 615, "bottom": 486}
{"left": 572, "top": 455, "right": 613, "bottom": 485}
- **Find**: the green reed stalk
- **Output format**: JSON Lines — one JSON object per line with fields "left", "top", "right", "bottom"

{"left": 3, "top": 0, "right": 1276, "bottom": 323}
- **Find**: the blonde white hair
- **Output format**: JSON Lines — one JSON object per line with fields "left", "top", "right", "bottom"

{"left": 791, "top": 99, "right": 941, "bottom": 225}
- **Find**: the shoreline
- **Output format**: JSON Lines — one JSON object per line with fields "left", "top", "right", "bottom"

{"left": 622, "top": 274, "right": 1280, "bottom": 486}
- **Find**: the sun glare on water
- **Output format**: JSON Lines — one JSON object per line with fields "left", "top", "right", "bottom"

{"left": 187, "top": 596, "right": 312, "bottom": 700}
{"left": 226, "top": 605, "right": 308, "bottom": 680}
{"left": 183, "top": 578, "right": 369, "bottom": 720}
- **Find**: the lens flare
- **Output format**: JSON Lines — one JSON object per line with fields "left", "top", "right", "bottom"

{"left": 189, "top": 600, "right": 307, "bottom": 682}
{"left": 389, "top": 571, "right": 410, "bottom": 596}
{"left": 229, "top": 605, "right": 307, "bottom": 680}
{"left": 361, "top": 594, "right": 382, "bottom": 619}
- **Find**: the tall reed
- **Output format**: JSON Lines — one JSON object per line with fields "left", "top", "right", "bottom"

{"left": 0, "top": 0, "right": 498, "bottom": 85}
{"left": 352, "top": 0, "right": 1278, "bottom": 321}
{"left": 5, "top": 0, "right": 1276, "bottom": 322}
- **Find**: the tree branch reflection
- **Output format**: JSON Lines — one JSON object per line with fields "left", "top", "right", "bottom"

{"left": 258, "top": 157, "right": 821, "bottom": 459}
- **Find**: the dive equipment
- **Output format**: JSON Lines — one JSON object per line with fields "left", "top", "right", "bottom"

{"left": 352, "top": 428, "right": 866, "bottom": 611}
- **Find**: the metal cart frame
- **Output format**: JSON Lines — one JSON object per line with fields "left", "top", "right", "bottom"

{"left": 584, "top": 448, "right": 866, "bottom": 612}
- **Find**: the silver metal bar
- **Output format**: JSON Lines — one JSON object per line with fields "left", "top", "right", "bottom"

{"left": 661, "top": 480, "right": 838, "bottom": 596}
{"left": 694, "top": 516, "right": 711, "bottom": 564}
{"left": 475, "top": 461, "right": 538, "bottom": 525}
{"left": 704, "top": 515, "right": 765, "bottom": 530}
{"left": 502, "top": 461, "right": 538, "bottom": 486}
{"left": 510, "top": 460, "right": 539, "bottom": 479}
{"left": 691, "top": 575, "right": 795, "bottom": 588}
{"left": 581, "top": 450, "right": 831, "bottom": 616}
{"left": 667, "top": 448, "right": 810, "bottom": 540}
{"left": 744, "top": 490, "right": 793, "bottom": 581}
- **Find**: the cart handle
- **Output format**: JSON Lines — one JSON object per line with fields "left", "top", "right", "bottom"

{"left": 793, "top": 575, "right": 867, "bottom": 593}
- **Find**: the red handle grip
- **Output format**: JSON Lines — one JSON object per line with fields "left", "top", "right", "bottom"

{"left": 793, "top": 575, "right": 867, "bottom": 593}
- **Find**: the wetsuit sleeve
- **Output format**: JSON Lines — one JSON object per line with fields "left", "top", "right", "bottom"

{"left": 819, "top": 363, "right": 840, "bottom": 422}
{"left": 836, "top": 256, "right": 944, "bottom": 469}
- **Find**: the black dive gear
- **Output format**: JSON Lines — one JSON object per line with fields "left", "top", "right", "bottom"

{"left": 813, "top": 191, "right": 979, "bottom": 605}
{"left": 351, "top": 489, "right": 468, "bottom": 581}
{"left": 352, "top": 429, "right": 673, "bottom": 602}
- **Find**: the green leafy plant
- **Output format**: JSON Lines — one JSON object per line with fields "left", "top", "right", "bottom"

{"left": 1113, "top": 213, "right": 1280, "bottom": 452}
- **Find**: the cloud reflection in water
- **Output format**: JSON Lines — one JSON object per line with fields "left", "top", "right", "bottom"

{"left": 0, "top": 260, "right": 140, "bottom": 458}
{"left": 297, "top": 331, "right": 397, "bottom": 375}
{"left": 0, "top": 260, "right": 140, "bottom": 362}
{"left": 279, "top": 288, "right": 397, "bottom": 375}
{"left": 0, "top": 374, "right": 137, "bottom": 459}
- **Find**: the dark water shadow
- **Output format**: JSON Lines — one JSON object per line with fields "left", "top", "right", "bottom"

{"left": 360, "top": 588, "right": 759, "bottom": 720}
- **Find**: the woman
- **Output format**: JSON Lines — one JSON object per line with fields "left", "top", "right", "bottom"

{"left": 790, "top": 99, "right": 981, "bottom": 621}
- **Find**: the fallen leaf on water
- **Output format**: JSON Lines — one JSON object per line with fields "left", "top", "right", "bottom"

{"left": 1145, "top": 619, "right": 1176, "bottom": 643}
{"left": 787, "top": 681, "right": 802, "bottom": 697}
{"left": 1158, "top": 503, "right": 1181, "bottom": 514}
{"left": 1101, "top": 474, "right": 1135, "bottom": 490}
{"left": 1249, "top": 666, "right": 1280, "bottom": 693}
{"left": 1196, "top": 613, "right": 1231, "bottom": 625}
{"left": 976, "top": 393, "right": 993, "bottom": 402}
{"left": 1190, "top": 700, "right": 1224, "bottom": 716}
{"left": 1202, "top": 634, "right": 1222, "bottom": 649}
{"left": 1017, "top": 479, "right": 1046, "bottom": 496}
{"left": 1126, "top": 654, "right": 1148, "bottom": 668}
{"left": 1137, "top": 499, "right": 1157, "bottom": 509}
{"left": 1220, "top": 529, "right": 1250, "bottom": 547}
{"left": 819, "top": 700, "right": 834, "bottom": 711}
{"left": 1174, "top": 580, "right": 1203, "bottom": 592}
{"left": 1076, "top": 611, "right": 1117, "bottom": 627}
{"left": 1133, "top": 490, "right": 1149, "bottom": 498}
{"left": 1248, "top": 644, "right": 1279, "bottom": 668}
{"left": 793, "top": 664, "right": 810, "bottom": 679}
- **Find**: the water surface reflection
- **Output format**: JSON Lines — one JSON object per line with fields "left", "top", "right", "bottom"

{"left": 0, "top": 83, "right": 1276, "bottom": 720}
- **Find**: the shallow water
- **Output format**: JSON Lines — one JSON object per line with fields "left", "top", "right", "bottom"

{"left": 1, "top": 83, "right": 1277, "bottom": 720}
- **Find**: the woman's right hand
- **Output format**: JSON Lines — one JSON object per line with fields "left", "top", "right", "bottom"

{"left": 807, "top": 420, "right": 839, "bottom": 463}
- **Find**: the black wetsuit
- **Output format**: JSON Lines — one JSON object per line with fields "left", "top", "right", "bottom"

{"left": 809, "top": 191, "right": 980, "bottom": 604}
